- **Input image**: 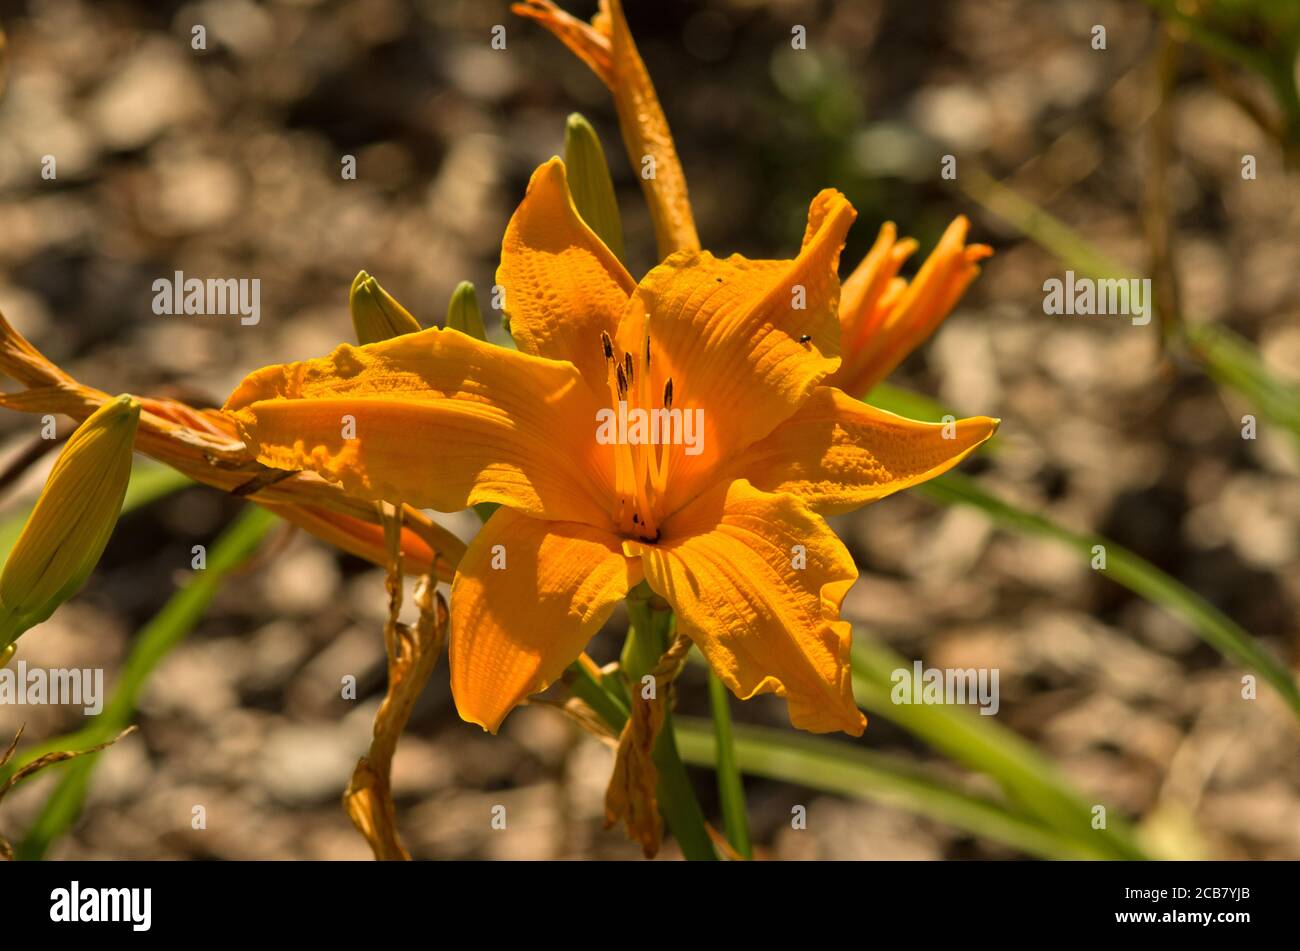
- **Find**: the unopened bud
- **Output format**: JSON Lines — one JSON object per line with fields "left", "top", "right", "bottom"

{"left": 446, "top": 281, "right": 486, "bottom": 341}
{"left": 0, "top": 395, "right": 140, "bottom": 648}
{"left": 350, "top": 270, "right": 421, "bottom": 345}
{"left": 564, "top": 113, "right": 625, "bottom": 261}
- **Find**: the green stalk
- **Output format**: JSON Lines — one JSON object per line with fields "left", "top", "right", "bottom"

{"left": 567, "top": 657, "right": 630, "bottom": 729}
{"left": 706, "top": 670, "right": 751, "bottom": 858}
{"left": 623, "top": 590, "right": 716, "bottom": 860}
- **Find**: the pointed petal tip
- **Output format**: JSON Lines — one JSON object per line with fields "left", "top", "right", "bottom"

{"left": 459, "top": 710, "right": 502, "bottom": 735}
{"left": 785, "top": 690, "right": 867, "bottom": 737}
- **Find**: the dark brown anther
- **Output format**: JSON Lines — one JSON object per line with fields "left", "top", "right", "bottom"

{"left": 616, "top": 364, "right": 629, "bottom": 396}
{"left": 601, "top": 331, "right": 614, "bottom": 362}
{"left": 624, "top": 352, "right": 634, "bottom": 383}
{"left": 663, "top": 378, "right": 673, "bottom": 408}
{"left": 799, "top": 334, "right": 812, "bottom": 344}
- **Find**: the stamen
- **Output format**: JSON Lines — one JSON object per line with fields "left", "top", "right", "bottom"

{"left": 603, "top": 341, "right": 634, "bottom": 525}
{"left": 624, "top": 352, "right": 634, "bottom": 385}
{"left": 651, "top": 376, "right": 674, "bottom": 495}
{"left": 616, "top": 365, "right": 628, "bottom": 397}
{"left": 633, "top": 341, "right": 652, "bottom": 513}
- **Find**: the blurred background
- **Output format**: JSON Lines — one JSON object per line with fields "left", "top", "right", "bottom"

{"left": 0, "top": 0, "right": 1298, "bottom": 859}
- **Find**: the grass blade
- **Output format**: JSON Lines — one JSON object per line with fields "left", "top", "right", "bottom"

{"left": 706, "top": 670, "right": 752, "bottom": 859}
{"left": 674, "top": 718, "right": 1104, "bottom": 860}
{"left": 1185, "top": 323, "right": 1300, "bottom": 447}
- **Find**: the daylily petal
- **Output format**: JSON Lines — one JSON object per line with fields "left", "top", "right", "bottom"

{"left": 836, "top": 221, "right": 917, "bottom": 356}
{"left": 450, "top": 507, "right": 643, "bottom": 732}
{"left": 732, "top": 386, "right": 999, "bottom": 515}
{"left": 513, "top": 0, "right": 700, "bottom": 258}
{"left": 625, "top": 189, "right": 856, "bottom": 516}
{"left": 223, "top": 328, "right": 615, "bottom": 527}
{"left": 498, "top": 158, "right": 636, "bottom": 395}
{"left": 831, "top": 216, "right": 991, "bottom": 397}
{"left": 626, "top": 479, "right": 865, "bottom": 735}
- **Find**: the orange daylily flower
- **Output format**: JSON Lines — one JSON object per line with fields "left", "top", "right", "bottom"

{"left": 223, "top": 158, "right": 999, "bottom": 736}
{"left": 829, "top": 217, "right": 993, "bottom": 398}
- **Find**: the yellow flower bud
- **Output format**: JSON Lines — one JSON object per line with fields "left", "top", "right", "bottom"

{"left": 0, "top": 395, "right": 140, "bottom": 648}
{"left": 564, "top": 113, "right": 625, "bottom": 261}
{"left": 350, "top": 270, "right": 421, "bottom": 345}
{"left": 445, "top": 281, "right": 486, "bottom": 341}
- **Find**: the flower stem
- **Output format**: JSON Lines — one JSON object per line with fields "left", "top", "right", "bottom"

{"left": 623, "top": 587, "right": 716, "bottom": 860}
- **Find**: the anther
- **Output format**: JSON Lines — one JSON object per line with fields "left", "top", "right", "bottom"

{"left": 616, "top": 364, "right": 628, "bottom": 396}
{"left": 663, "top": 378, "right": 673, "bottom": 408}
{"left": 624, "top": 352, "right": 634, "bottom": 383}
{"left": 601, "top": 332, "right": 614, "bottom": 362}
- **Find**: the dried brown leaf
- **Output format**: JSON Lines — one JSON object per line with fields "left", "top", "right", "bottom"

{"left": 0, "top": 725, "right": 137, "bottom": 860}
{"left": 603, "top": 690, "right": 665, "bottom": 858}
{"left": 343, "top": 560, "right": 447, "bottom": 861}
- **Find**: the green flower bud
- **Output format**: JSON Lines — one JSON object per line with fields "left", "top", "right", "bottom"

{"left": 446, "top": 281, "right": 486, "bottom": 341}
{"left": 564, "top": 113, "right": 625, "bottom": 261}
{"left": 350, "top": 270, "right": 421, "bottom": 345}
{"left": 0, "top": 395, "right": 140, "bottom": 648}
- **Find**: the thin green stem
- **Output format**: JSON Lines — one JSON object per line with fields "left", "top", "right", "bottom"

{"left": 707, "top": 670, "right": 751, "bottom": 859}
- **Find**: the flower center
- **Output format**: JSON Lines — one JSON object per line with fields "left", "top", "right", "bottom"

{"left": 601, "top": 331, "right": 671, "bottom": 543}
